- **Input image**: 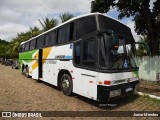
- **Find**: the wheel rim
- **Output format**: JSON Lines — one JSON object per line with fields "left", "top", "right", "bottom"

{"left": 26, "top": 72, "right": 29, "bottom": 77}
{"left": 23, "top": 68, "right": 26, "bottom": 74}
{"left": 62, "top": 77, "right": 70, "bottom": 91}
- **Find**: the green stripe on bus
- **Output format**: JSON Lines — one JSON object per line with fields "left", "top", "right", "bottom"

{"left": 19, "top": 49, "right": 38, "bottom": 62}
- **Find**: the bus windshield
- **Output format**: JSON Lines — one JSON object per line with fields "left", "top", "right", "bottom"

{"left": 99, "top": 32, "right": 137, "bottom": 71}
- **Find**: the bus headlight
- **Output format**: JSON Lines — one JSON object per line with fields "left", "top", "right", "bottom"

{"left": 109, "top": 89, "right": 121, "bottom": 98}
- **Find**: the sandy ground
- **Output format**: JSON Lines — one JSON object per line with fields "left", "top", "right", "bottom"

{"left": 0, "top": 64, "right": 159, "bottom": 120}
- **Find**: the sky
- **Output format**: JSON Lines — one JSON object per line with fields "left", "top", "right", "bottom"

{"left": 0, "top": 0, "right": 140, "bottom": 42}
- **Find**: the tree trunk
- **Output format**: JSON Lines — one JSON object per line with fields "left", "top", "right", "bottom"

{"left": 146, "top": 15, "right": 158, "bottom": 55}
{"left": 142, "top": 0, "right": 158, "bottom": 55}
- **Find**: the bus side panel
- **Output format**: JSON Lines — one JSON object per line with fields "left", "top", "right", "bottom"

{"left": 42, "top": 45, "right": 72, "bottom": 86}
{"left": 81, "top": 69, "right": 98, "bottom": 100}
{"left": 18, "top": 59, "right": 23, "bottom": 71}
{"left": 70, "top": 64, "right": 98, "bottom": 100}
{"left": 42, "top": 47, "right": 56, "bottom": 84}
{"left": 70, "top": 65, "right": 82, "bottom": 95}
{"left": 19, "top": 49, "right": 38, "bottom": 77}
{"left": 31, "top": 50, "right": 39, "bottom": 80}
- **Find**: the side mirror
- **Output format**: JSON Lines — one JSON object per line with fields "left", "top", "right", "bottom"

{"left": 131, "top": 42, "right": 151, "bottom": 56}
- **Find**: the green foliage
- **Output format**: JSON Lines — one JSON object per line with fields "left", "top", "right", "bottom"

{"left": 143, "top": 95, "right": 160, "bottom": 103}
{"left": 133, "top": 36, "right": 151, "bottom": 57}
{"left": 60, "top": 12, "right": 74, "bottom": 23}
{"left": 0, "top": 39, "right": 9, "bottom": 44}
{"left": 30, "top": 26, "right": 42, "bottom": 37}
{"left": 91, "top": 0, "right": 115, "bottom": 13}
{"left": 38, "top": 18, "right": 58, "bottom": 31}
{"left": 91, "top": 0, "right": 160, "bottom": 55}
{"left": 0, "top": 27, "right": 41, "bottom": 59}
{"left": 0, "top": 40, "right": 9, "bottom": 58}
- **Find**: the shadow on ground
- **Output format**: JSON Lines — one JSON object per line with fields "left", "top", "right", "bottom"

{"left": 73, "top": 94, "right": 139, "bottom": 110}
{"left": 34, "top": 79, "right": 140, "bottom": 110}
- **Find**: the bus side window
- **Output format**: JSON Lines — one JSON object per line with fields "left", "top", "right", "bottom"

{"left": 30, "top": 39, "right": 36, "bottom": 50}
{"left": 58, "top": 24, "right": 70, "bottom": 43}
{"left": 24, "top": 42, "right": 30, "bottom": 51}
{"left": 83, "top": 40, "right": 95, "bottom": 67}
{"left": 74, "top": 42, "right": 81, "bottom": 65}
{"left": 22, "top": 44, "right": 25, "bottom": 52}
{"left": 19, "top": 45, "right": 22, "bottom": 52}
{"left": 75, "top": 16, "right": 96, "bottom": 39}
{"left": 45, "top": 30, "right": 57, "bottom": 47}
{"left": 36, "top": 35, "right": 45, "bottom": 49}
{"left": 70, "top": 22, "right": 74, "bottom": 41}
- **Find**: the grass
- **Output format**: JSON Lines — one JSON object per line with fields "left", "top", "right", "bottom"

{"left": 142, "top": 94, "right": 160, "bottom": 104}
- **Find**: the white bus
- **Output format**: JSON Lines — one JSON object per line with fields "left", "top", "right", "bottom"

{"left": 19, "top": 13, "right": 140, "bottom": 102}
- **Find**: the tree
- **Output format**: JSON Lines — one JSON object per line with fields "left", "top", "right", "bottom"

{"left": 5, "top": 27, "right": 42, "bottom": 59}
{"left": 60, "top": 12, "right": 74, "bottom": 23}
{"left": 91, "top": 0, "right": 160, "bottom": 55}
{"left": 4, "top": 13, "right": 75, "bottom": 59}
{"left": 30, "top": 26, "right": 42, "bottom": 37}
{"left": 0, "top": 40, "right": 9, "bottom": 58}
{"left": 135, "top": 36, "right": 149, "bottom": 56}
{"left": 39, "top": 18, "right": 58, "bottom": 31}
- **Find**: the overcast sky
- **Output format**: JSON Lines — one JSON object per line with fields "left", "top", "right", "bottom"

{"left": 0, "top": 0, "right": 139, "bottom": 42}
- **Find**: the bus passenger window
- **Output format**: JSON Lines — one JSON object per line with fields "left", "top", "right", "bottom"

{"left": 70, "top": 22, "right": 74, "bottom": 40}
{"left": 45, "top": 30, "right": 57, "bottom": 47}
{"left": 75, "top": 16, "right": 96, "bottom": 39}
{"left": 37, "top": 35, "right": 45, "bottom": 48}
{"left": 24, "top": 42, "right": 30, "bottom": 51}
{"left": 74, "top": 42, "right": 81, "bottom": 64}
{"left": 19, "top": 45, "right": 22, "bottom": 52}
{"left": 58, "top": 25, "right": 70, "bottom": 43}
{"left": 83, "top": 40, "right": 95, "bottom": 67}
{"left": 30, "top": 39, "right": 36, "bottom": 50}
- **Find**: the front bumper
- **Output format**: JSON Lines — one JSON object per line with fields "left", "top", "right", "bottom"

{"left": 97, "top": 80, "right": 139, "bottom": 102}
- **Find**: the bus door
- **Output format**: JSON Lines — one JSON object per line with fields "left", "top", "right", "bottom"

{"left": 80, "top": 37, "right": 98, "bottom": 99}
{"left": 38, "top": 49, "right": 43, "bottom": 79}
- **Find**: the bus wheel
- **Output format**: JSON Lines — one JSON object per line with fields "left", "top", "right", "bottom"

{"left": 25, "top": 67, "right": 29, "bottom": 78}
{"left": 22, "top": 67, "right": 26, "bottom": 75}
{"left": 61, "top": 74, "right": 72, "bottom": 96}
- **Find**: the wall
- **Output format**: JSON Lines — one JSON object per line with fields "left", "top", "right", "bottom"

{"left": 134, "top": 56, "right": 160, "bottom": 81}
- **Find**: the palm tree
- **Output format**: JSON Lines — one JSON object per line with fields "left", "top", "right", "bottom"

{"left": 38, "top": 18, "right": 58, "bottom": 31}
{"left": 30, "top": 26, "right": 42, "bottom": 37}
{"left": 60, "top": 12, "right": 74, "bottom": 23}
{"left": 0, "top": 40, "right": 9, "bottom": 58}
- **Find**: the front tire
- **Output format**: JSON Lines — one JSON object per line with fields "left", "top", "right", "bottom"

{"left": 60, "top": 74, "right": 73, "bottom": 96}
{"left": 22, "top": 67, "right": 26, "bottom": 75}
{"left": 25, "top": 67, "right": 29, "bottom": 78}
{"left": 22, "top": 65, "right": 29, "bottom": 78}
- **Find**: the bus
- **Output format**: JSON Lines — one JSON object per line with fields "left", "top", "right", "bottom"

{"left": 19, "top": 13, "right": 141, "bottom": 102}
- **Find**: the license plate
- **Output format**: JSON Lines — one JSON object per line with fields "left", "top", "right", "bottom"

{"left": 126, "top": 87, "right": 133, "bottom": 92}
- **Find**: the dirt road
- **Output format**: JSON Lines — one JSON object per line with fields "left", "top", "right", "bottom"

{"left": 0, "top": 64, "right": 159, "bottom": 119}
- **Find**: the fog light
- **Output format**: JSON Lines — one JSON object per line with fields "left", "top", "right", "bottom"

{"left": 109, "top": 89, "right": 121, "bottom": 98}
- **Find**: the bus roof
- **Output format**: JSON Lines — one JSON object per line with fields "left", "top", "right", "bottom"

{"left": 20, "top": 12, "right": 130, "bottom": 45}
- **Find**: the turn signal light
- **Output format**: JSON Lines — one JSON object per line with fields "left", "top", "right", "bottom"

{"left": 104, "top": 80, "right": 111, "bottom": 85}
{"left": 98, "top": 81, "right": 103, "bottom": 84}
{"left": 114, "top": 45, "right": 119, "bottom": 48}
